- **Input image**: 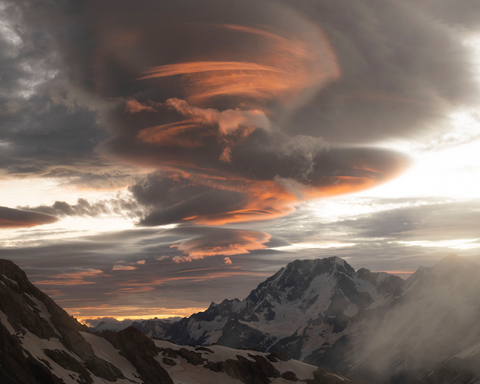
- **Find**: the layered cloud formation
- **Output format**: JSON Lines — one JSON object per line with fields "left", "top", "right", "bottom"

{"left": 1, "top": 0, "right": 479, "bottom": 318}
{"left": 0, "top": 206, "right": 58, "bottom": 228}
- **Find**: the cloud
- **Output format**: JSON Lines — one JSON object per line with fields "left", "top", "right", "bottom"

{"left": 224, "top": 257, "right": 232, "bottom": 265}
{"left": 338, "top": 199, "right": 480, "bottom": 242}
{"left": 20, "top": 196, "right": 143, "bottom": 220}
{"left": 0, "top": 225, "right": 277, "bottom": 318}
{"left": 411, "top": 0, "right": 480, "bottom": 30}
{"left": 112, "top": 265, "right": 138, "bottom": 271}
{"left": 7, "top": 0, "right": 472, "bottom": 228}
{"left": 34, "top": 269, "right": 105, "bottom": 286}
{"left": 0, "top": 206, "right": 58, "bottom": 228}
{"left": 126, "top": 144, "right": 409, "bottom": 226}
{"left": 169, "top": 228, "right": 271, "bottom": 262}
{"left": 125, "top": 99, "right": 156, "bottom": 113}
{"left": 2, "top": 0, "right": 480, "bottom": 320}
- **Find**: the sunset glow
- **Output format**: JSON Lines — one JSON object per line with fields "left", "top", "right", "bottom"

{"left": 1, "top": 0, "right": 479, "bottom": 321}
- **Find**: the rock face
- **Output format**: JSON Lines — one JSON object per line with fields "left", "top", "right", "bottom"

{"left": 0, "top": 259, "right": 169, "bottom": 384}
{"left": 99, "top": 327, "right": 174, "bottom": 384}
{"left": 152, "top": 339, "right": 363, "bottom": 384}
{"left": 149, "top": 255, "right": 480, "bottom": 384}
{"left": 161, "top": 257, "right": 404, "bottom": 353}
{"left": 0, "top": 258, "right": 350, "bottom": 384}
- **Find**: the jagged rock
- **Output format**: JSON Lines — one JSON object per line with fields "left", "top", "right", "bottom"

{"left": 0, "top": 259, "right": 163, "bottom": 384}
{"left": 139, "top": 255, "right": 480, "bottom": 384}
{"left": 0, "top": 258, "right": 362, "bottom": 384}
{"left": 157, "top": 257, "right": 405, "bottom": 362}
{"left": 99, "top": 327, "right": 174, "bottom": 384}
{"left": 84, "top": 355, "right": 125, "bottom": 381}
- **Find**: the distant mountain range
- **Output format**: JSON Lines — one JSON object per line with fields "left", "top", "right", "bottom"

{"left": 89, "top": 317, "right": 180, "bottom": 333}
{"left": 0, "top": 258, "right": 363, "bottom": 384}
{"left": 132, "top": 255, "right": 480, "bottom": 384}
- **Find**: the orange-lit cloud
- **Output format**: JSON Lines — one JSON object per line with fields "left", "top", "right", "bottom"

{"left": 103, "top": 17, "right": 409, "bottom": 229}
{"left": 138, "top": 153, "right": 409, "bottom": 226}
{"left": 140, "top": 61, "right": 282, "bottom": 80}
{"left": 139, "top": 23, "right": 340, "bottom": 107}
{"left": 165, "top": 98, "right": 271, "bottom": 135}
{"left": 171, "top": 229, "right": 271, "bottom": 262}
{"left": 112, "top": 265, "right": 138, "bottom": 271}
{"left": 125, "top": 98, "right": 156, "bottom": 113}
{"left": 115, "top": 270, "right": 269, "bottom": 288}
{"left": 136, "top": 98, "right": 270, "bottom": 160}
{"left": 35, "top": 269, "right": 106, "bottom": 286}
{"left": 137, "top": 120, "right": 206, "bottom": 148}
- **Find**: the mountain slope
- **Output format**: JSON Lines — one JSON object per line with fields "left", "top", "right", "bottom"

{"left": 0, "top": 259, "right": 173, "bottom": 384}
{"left": 147, "top": 255, "right": 480, "bottom": 384}
{"left": 159, "top": 257, "right": 404, "bottom": 355}
{"left": 0, "top": 258, "right": 353, "bottom": 384}
{"left": 343, "top": 254, "right": 480, "bottom": 383}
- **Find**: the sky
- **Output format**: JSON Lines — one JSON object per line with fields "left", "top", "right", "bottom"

{"left": 1, "top": 0, "right": 480, "bottom": 323}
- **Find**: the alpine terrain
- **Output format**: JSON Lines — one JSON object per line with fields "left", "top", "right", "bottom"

{"left": 0, "top": 258, "right": 360, "bottom": 384}
{"left": 134, "top": 255, "right": 480, "bottom": 383}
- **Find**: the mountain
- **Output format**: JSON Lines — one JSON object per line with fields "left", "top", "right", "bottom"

{"left": 147, "top": 255, "right": 480, "bottom": 383}
{"left": 0, "top": 259, "right": 173, "bottom": 384}
{"left": 88, "top": 318, "right": 137, "bottom": 332}
{"left": 0, "top": 258, "right": 356, "bottom": 384}
{"left": 343, "top": 254, "right": 480, "bottom": 383}
{"left": 132, "top": 318, "right": 180, "bottom": 338}
{"left": 159, "top": 257, "right": 404, "bottom": 351}
{"left": 83, "top": 317, "right": 181, "bottom": 333}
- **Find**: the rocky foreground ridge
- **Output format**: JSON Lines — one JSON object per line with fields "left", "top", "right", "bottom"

{"left": 133, "top": 255, "right": 480, "bottom": 384}
{"left": 0, "top": 258, "right": 360, "bottom": 384}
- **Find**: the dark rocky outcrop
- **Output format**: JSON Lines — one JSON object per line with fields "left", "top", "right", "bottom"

{"left": 0, "top": 257, "right": 357, "bottom": 384}
{"left": 84, "top": 356, "right": 125, "bottom": 381}
{"left": 0, "top": 259, "right": 168, "bottom": 384}
{"left": 204, "top": 354, "right": 281, "bottom": 384}
{"left": 0, "top": 322, "right": 64, "bottom": 384}
{"left": 99, "top": 327, "right": 174, "bottom": 384}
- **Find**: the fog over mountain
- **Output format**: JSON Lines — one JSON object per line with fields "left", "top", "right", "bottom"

{"left": 133, "top": 254, "right": 480, "bottom": 384}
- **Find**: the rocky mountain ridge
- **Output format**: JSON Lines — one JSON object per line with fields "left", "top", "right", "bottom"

{"left": 134, "top": 255, "right": 480, "bottom": 384}
{"left": 138, "top": 257, "right": 404, "bottom": 352}
{"left": 0, "top": 258, "right": 361, "bottom": 384}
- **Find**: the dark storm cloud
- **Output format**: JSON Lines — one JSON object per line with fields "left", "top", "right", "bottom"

{"left": 283, "top": 0, "right": 480, "bottom": 144}
{"left": 0, "top": 101, "right": 105, "bottom": 174}
{"left": 20, "top": 196, "right": 143, "bottom": 220}
{"left": 4, "top": 0, "right": 418, "bottom": 223}
{"left": 140, "top": 190, "right": 247, "bottom": 226}
{"left": 0, "top": 206, "right": 58, "bottom": 228}
{"left": 124, "top": 142, "right": 409, "bottom": 226}
{"left": 5, "top": 0, "right": 478, "bottom": 226}
{"left": 0, "top": 2, "right": 112, "bottom": 179}
{"left": 1, "top": 0, "right": 480, "bottom": 321}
